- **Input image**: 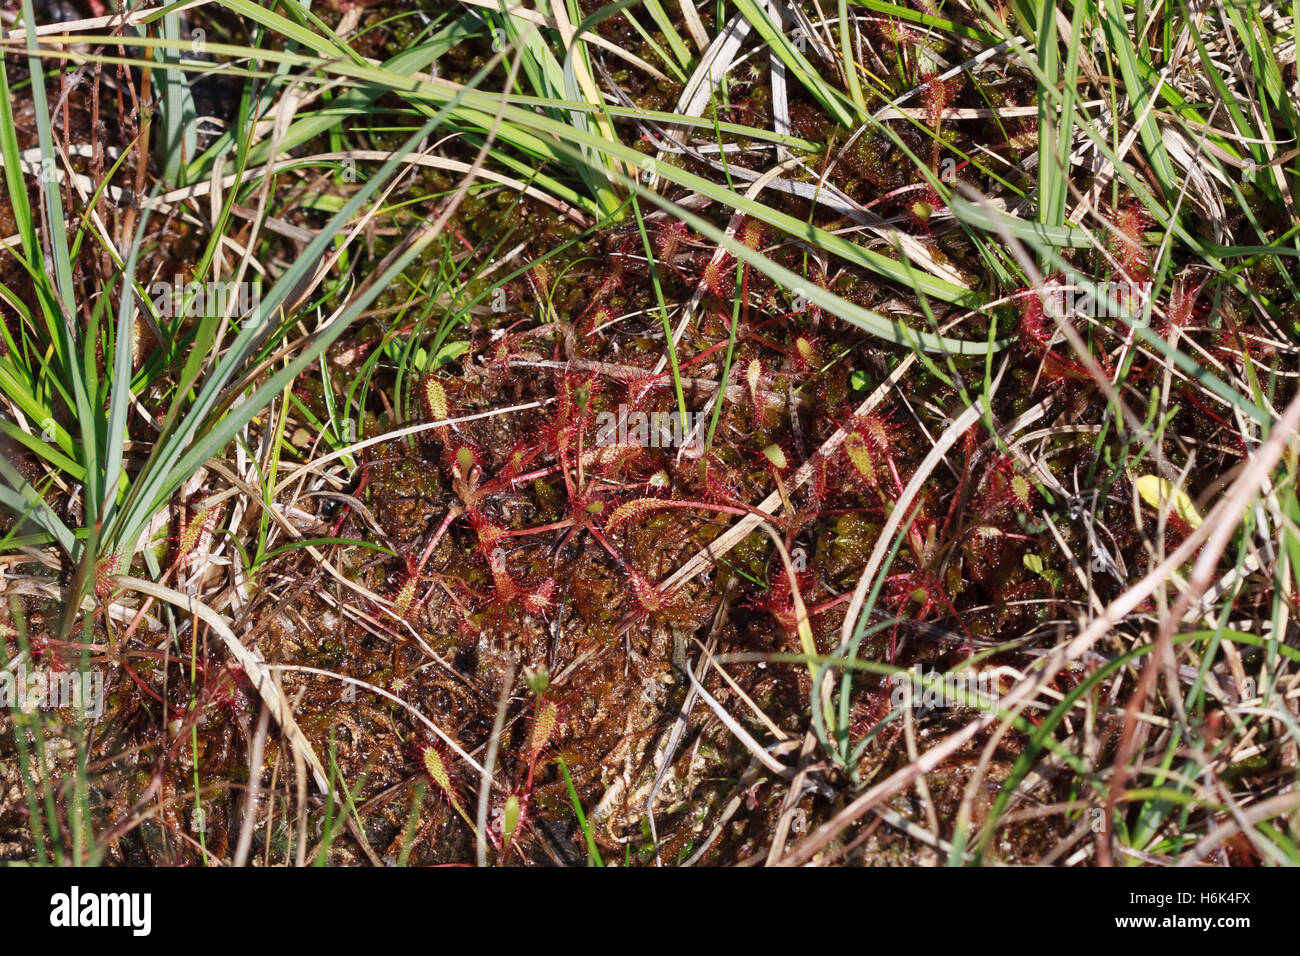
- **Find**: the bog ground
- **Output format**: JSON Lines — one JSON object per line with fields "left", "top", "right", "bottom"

{"left": 1, "top": 0, "right": 1298, "bottom": 866}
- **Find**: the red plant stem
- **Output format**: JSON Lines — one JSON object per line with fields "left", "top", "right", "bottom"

{"left": 808, "top": 592, "right": 852, "bottom": 617}
{"left": 500, "top": 519, "right": 576, "bottom": 538}
{"left": 584, "top": 521, "right": 625, "bottom": 564}
{"left": 119, "top": 656, "right": 166, "bottom": 706}
{"left": 479, "top": 463, "right": 561, "bottom": 495}
{"left": 678, "top": 338, "right": 733, "bottom": 372}
{"left": 740, "top": 255, "right": 751, "bottom": 331}
{"left": 29, "top": 637, "right": 109, "bottom": 654}
{"left": 576, "top": 409, "right": 588, "bottom": 491}
{"left": 676, "top": 315, "right": 794, "bottom": 375}
{"left": 941, "top": 427, "right": 976, "bottom": 537}
{"left": 416, "top": 507, "right": 462, "bottom": 574}
{"left": 331, "top": 463, "right": 372, "bottom": 537}
{"left": 1173, "top": 380, "right": 1242, "bottom": 441}
{"left": 744, "top": 332, "right": 799, "bottom": 362}
{"left": 558, "top": 445, "right": 577, "bottom": 503}
{"left": 419, "top": 575, "right": 476, "bottom": 626}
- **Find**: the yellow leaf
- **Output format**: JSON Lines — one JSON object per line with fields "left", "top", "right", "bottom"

{"left": 1134, "top": 475, "right": 1202, "bottom": 529}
